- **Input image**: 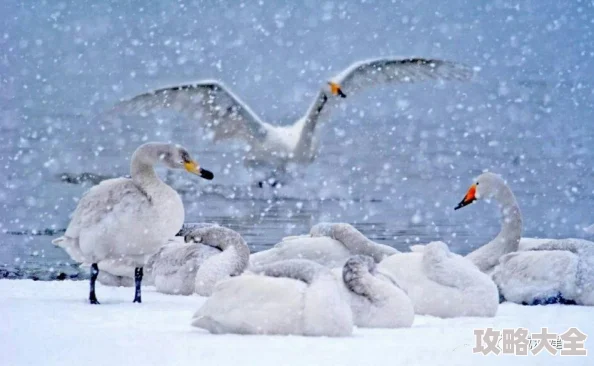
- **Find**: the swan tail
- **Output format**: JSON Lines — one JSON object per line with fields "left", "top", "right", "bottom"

{"left": 342, "top": 255, "right": 376, "bottom": 300}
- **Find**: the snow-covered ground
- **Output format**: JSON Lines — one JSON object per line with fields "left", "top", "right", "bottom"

{"left": 1, "top": 280, "right": 591, "bottom": 366}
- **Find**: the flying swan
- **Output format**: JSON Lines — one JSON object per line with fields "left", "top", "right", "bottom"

{"left": 106, "top": 57, "right": 472, "bottom": 184}
{"left": 454, "top": 171, "right": 594, "bottom": 305}
{"left": 249, "top": 222, "right": 398, "bottom": 268}
{"left": 53, "top": 142, "right": 214, "bottom": 304}
{"left": 147, "top": 224, "right": 250, "bottom": 296}
{"left": 192, "top": 259, "right": 353, "bottom": 336}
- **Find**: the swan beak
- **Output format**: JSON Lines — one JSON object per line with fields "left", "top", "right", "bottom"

{"left": 454, "top": 184, "right": 476, "bottom": 210}
{"left": 328, "top": 82, "right": 347, "bottom": 98}
{"left": 184, "top": 161, "right": 214, "bottom": 180}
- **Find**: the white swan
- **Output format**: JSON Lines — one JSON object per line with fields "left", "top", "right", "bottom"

{"left": 455, "top": 171, "right": 594, "bottom": 305}
{"left": 74, "top": 223, "right": 214, "bottom": 288}
{"left": 52, "top": 142, "right": 214, "bottom": 304}
{"left": 107, "top": 57, "right": 472, "bottom": 183}
{"left": 192, "top": 259, "right": 353, "bottom": 336}
{"left": 333, "top": 255, "right": 414, "bottom": 328}
{"left": 493, "top": 239, "right": 594, "bottom": 305}
{"left": 249, "top": 222, "right": 398, "bottom": 268}
{"left": 147, "top": 224, "right": 250, "bottom": 296}
{"left": 378, "top": 241, "right": 499, "bottom": 318}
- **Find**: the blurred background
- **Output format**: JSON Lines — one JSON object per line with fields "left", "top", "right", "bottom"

{"left": 1, "top": 0, "right": 593, "bottom": 279}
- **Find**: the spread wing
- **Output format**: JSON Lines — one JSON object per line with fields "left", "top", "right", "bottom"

{"left": 328, "top": 57, "right": 473, "bottom": 97}
{"left": 105, "top": 80, "right": 271, "bottom": 144}
{"left": 299, "top": 57, "right": 474, "bottom": 131}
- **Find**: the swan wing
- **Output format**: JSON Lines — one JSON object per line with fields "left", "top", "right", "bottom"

{"left": 106, "top": 80, "right": 271, "bottom": 145}
{"left": 494, "top": 250, "right": 579, "bottom": 304}
{"left": 64, "top": 178, "right": 151, "bottom": 239}
{"left": 329, "top": 57, "right": 473, "bottom": 97}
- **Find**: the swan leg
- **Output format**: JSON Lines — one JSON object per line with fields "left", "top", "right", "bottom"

{"left": 89, "top": 263, "right": 100, "bottom": 305}
{"left": 133, "top": 267, "right": 143, "bottom": 303}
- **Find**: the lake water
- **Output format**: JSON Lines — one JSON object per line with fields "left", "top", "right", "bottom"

{"left": 2, "top": 0, "right": 594, "bottom": 279}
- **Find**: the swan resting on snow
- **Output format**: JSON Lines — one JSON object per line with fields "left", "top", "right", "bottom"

{"left": 106, "top": 57, "right": 472, "bottom": 185}
{"left": 455, "top": 171, "right": 594, "bottom": 305}
{"left": 147, "top": 224, "right": 250, "bottom": 296}
{"left": 249, "top": 222, "right": 398, "bottom": 268}
{"left": 192, "top": 259, "right": 353, "bottom": 336}
{"left": 379, "top": 241, "right": 499, "bottom": 318}
{"left": 332, "top": 255, "right": 414, "bottom": 328}
{"left": 52, "top": 142, "right": 214, "bottom": 304}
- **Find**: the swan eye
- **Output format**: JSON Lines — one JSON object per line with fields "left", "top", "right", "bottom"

{"left": 476, "top": 182, "right": 479, "bottom": 186}
{"left": 180, "top": 150, "right": 191, "bottom": 163}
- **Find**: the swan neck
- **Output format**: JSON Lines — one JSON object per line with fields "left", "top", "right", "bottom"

{"left": 293, "top": 92, "right": 328, "bottom": 158}
{"left": 130, "top": 145, "right": 163, "bottom": 188}
{"left": 466, "top": 182, "right": 522, "bottom": 272}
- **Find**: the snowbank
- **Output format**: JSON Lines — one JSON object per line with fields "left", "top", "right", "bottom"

{"left": 1, "top": 280, "right": 592, "bottom": 366}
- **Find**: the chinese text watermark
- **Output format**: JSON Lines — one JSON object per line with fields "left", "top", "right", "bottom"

{"left": 473, "top": 327, "right": 587, "bottom": 356}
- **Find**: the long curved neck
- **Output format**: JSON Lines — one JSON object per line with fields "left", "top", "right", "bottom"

{"left": 193, "top": 227, "right": 251, "bottom": 296}
{"left": 343, "top": 256, "right": 380, "bottom": 301}
{"left": 130, "top": 144, "right": 163, "bottom": 188}
{"left": 466, "top": 183, "right": 522, "bottom": 273}
{"left": 293, "top": 91, "right": 328, "bottom": 159}
{"left": 314, "top": 223, "right": 397, "bottom": 262}
{"left": 252, "top": 259, "right": 326, "bottom": 284}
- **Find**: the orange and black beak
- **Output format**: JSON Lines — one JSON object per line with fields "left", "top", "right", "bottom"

{"left": 328, "top": 82, "right": 347, "bottom": 98}
{"left": 454, "top": 184, "right": 477, "bottom": 210}
{"left": 184, "top": 160, "right": 214, "bottom": 180}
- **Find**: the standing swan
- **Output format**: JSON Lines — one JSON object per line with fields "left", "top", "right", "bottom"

{"left": 53, "top": 142, "right": 214, "bottom": 304}
{"left": 147, "top": 224, "right": 250, "bottom": 296}
{"left": 192, "top": 259, "right": 353, "bottom": 336}
{"left": 106, "top": 57, "right": 472, "bottom": 182}
{"left": 249, "top": 222, "right": 397, "bottom": 268}
{"left": 335, "top": 255, "right": 414, "bottom": 328}
{"left": 455, "top": 172, "right": 594, "bottom": 305}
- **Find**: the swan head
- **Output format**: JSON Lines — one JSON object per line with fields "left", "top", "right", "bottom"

{"left": 454, "top": 172, "right": 505, "bottom": 210}
{"left": 327, "top": 82, "right": 347, "bottom": 98}
{"left": 157, "top": 144, "right": 214, "bottom": 180}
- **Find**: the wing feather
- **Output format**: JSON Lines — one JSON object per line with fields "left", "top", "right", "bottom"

{"left": 105, "top": 81, "right": 270, "bottom": 144}
{"left": 329, "top": 57, "right": 473, "bottom": 96}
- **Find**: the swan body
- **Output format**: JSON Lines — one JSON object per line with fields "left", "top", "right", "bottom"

{"left": 456, "top": 172, "right": 594, "bottom": 305}
{"left": 493, "top": 239, "right": 594, "bottom": 305}
{"left": 147, "top": 225, "right": 250, "bottom": 296}
{"left": 249, "top": 222, "right": 398, "bottom": 268}
{"left": 53, "top": 142, "right": 213, "bottom": 304}
{"left": 332, "top": 255, "right": 414, "bottom": 328}
{"left": 378, "top": 242, "right": 499, "bottom": 318}
{"left": 107, "top": 57, "right": 472, "bottom": 173}
{"left": 192, "top": 259, "right": 353, "bottom": 336}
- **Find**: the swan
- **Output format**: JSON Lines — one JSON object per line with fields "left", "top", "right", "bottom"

{"left": 333, "top": 255, "right": 414, "bottom": 328}
{"left": 106, "top": 57, "right": 472, "bottom": 184}
{"left": 454, "top": 171, "right": 594, "bottom": 305}
{"left": 72, "top": 223, "right": 216, "bottom": 288}
{"left": 493, "top": 239, "right": 594, "bottom": 305}
{"left": 52, "top": 142, "right": 214, "bottom": 304}
{"left": 378, "top": 241, "right": 499, "bottom": 318}
{"left": 192, "top": 259, "right": 353, "bottom": 336}
{"left": 249, "top": 222, "right": 398, "bottom": 268}
{"left": 147, "top": 224, "right": 250, "bottom": 296}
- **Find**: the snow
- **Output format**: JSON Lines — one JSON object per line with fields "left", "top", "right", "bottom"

{"left": 2, "top": 280, "right": 592, "bottom": 366}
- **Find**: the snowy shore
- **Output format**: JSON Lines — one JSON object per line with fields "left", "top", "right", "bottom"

{"left": 2, "top": 280, "right": 592, "bottom": 366}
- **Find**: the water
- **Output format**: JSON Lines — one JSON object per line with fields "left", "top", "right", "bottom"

{"left": 2, "top": 0, "right": 594, "bottom": 279}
